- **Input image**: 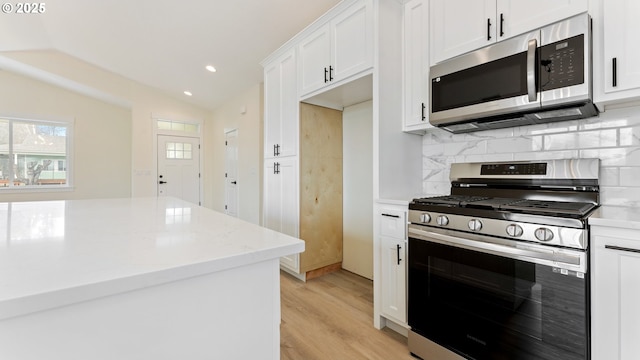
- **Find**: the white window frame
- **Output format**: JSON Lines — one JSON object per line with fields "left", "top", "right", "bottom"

{"left": 0, "top": 115, "right": 74, "bottom": 193}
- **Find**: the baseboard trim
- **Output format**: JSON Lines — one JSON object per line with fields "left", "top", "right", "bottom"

{"left": 305, "top": 262, "right": 342, "bottom": 280}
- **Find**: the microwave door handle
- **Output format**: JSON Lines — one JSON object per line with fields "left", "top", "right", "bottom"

{"left": 527, "top": 38, "right": 537, "bottom": 102}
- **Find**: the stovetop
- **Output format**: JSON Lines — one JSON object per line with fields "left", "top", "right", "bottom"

{"left": 411, "top": 195, "right": 598, "bottom": 218}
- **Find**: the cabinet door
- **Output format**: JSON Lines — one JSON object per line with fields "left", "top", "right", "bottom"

{"left": 279, "top": 51, "right": 298, "bottom": 158}
{"left": 379, "top": 208, "right": 407, "bottom": 324}
{"left": 381, "top": 236, "right": 407, "bottom": 323}
{"left": 602, "top": 0, "right": 640, "bottom": 95}
{"left": 497, "top": 0, "right": 587, "bottom": 41}
{"left": 592, "top": 233, "right": 640, "bottom": 360}
{"left": 279, "top": 158, "right": 299, "bottom": 271}
{"left": 264, "top": 49, "right": 298, "bottom": 159}
{"left": 264, "top": 60, "right": 282, "bottom": 159}
{"left": 331, "top": 0, "right": 373, "bottom": 82}
{"left": 264, "top": 158, "right": 300, "bottom": 272}
{"left": 299, "top": 25, "right": 331, "bottom": 96}
{"left": 403, "top": 0, "right": 432, "bottom": 132}
{"left": 263, "top": 161, "right": 282, "bottom": 233}
{"left": 430, "top": 0, "right": 496, "bottom": 64}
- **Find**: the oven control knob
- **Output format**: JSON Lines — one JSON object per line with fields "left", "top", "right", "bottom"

{"left": 419, "top": 213, "right": 431, "bottom": 223}
{"left": 468, "top": 219, "right": 482, "bottom": 231}
{"left": 436, "top": 215, "right": 449, "bottom": 226}
{"left": 535, "top": 227, "right": 554, "bottom": 242}
{"left": 506, "top": 224, "right": 524, "bottom": 237}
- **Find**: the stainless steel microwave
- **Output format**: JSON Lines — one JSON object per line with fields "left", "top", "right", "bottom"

{"left": 429, "top": 14, "right": 598, "bottom": 133}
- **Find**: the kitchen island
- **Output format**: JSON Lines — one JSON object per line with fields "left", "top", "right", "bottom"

{"left": 0, "top": 197, "right": 304, "bottom": 360}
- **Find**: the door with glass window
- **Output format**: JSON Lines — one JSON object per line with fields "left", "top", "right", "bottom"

{"left": 157, "top": 135, "right": 201, "bottom": 205}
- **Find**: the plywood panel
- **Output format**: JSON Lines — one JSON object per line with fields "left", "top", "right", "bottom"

{"left": 299, "top": 103, "right": 343, "bottom": 273}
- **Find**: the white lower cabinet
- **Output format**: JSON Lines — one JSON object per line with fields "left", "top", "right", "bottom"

{"left": 264, "top": 157, "right": 299, "bottom": 272}
{"left": 591, "top": 225, "right": 640, "bottom": 360}
{"left": 378, "top": 206, "right": 408, "bottom": 326}
{"left": 403, "top": 0, "right": 432, "bottom": 133}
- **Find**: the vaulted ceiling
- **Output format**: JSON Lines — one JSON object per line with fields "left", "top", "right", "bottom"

{"left": 0, "top": 0, "right": 342, "bottom": 109}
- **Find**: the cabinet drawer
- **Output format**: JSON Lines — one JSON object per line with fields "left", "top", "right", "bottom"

{"left": 379, "top": 209, "right": 406, "bottom": 239}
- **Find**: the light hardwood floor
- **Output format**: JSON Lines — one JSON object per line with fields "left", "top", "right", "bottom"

{"left": 280, "top": 269, "right": 416, "bottom": 360}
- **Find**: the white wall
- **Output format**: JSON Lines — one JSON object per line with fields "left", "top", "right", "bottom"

{"left": 0, "top": 70, "right": 131, "bottom": 201}
{"left": 0, "top": 50, "right": 211, "bottom": 199}
{"left": 343, "top": 100, "right": 373, "bottom": 280}
{"left": 422, "top": 105, "right": 640, "bottom": 207}
{"left": 206, "top": 84, "right": 263, "bottom": 224}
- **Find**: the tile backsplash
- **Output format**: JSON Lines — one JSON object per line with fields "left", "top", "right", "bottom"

{"left": 422, "top": 104, "right": 640, "bottom": 207}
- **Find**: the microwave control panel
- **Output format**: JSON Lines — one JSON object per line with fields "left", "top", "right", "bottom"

{"left": 539, "top": 34, "right": 585, "bottom": 91}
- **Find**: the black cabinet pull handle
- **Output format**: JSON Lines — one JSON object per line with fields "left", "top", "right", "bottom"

{"left": 273, "top": 144, "right": 277, "bottom": 156}
{"left": 329, "top": 65, "right": 334, "bottom": 81}
{"left": 159, "top": 181, "right": 167, "bottom": 184}
{"left": 421, "top": 102, "right": 426, "bottom": 121}
{"left": 605, "top": 245, "right": 640, "bottom": 254}
{"left": 231, "top": 181, "right": 237, "bottom": 185}
{"left": 324, "top": 67, "right": 328, "bottom": 83}
{"left": 500, "top": 13, "right": 504, "bottom": 37}
{"left": 487, "top": 18, "right": 492, "bottom": 41}
{"left": 613, "top": 58, "right": 618, "bottom": 87}
{"left": 275, "top": 144, "right": 280, "bottom": 156}
{"left": 381, "top": 213, "right": 400, "bottom": 218}
{"left": 397, "top": 244, "right": 402, "bottom": 265}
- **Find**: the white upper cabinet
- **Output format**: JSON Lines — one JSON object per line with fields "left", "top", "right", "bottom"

{"left": 264, "top": 49, "right": 298, "bottom": 159}
{"left": 430, "top": 0, "right": 495, "bottom": 65}
{"left": 592, "top": 0, "right": 640, "bottom": 106}
{"left": 403, "top": 0, "right": 433, "bottom": 132}
{"left": 299, "top": 0, "right": 373, "bottom": 97}
{"left": 298, "top": 25, "right": 332, "bottom": 97}
{"left": 497, "top": 0, "right": 587, "bottom": 41}
{"left": 430, "top": 0, "right": 587, "bottom": 64}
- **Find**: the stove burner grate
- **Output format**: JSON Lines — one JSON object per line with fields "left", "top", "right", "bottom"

{"left": 413, "top": 195, "right": 597, "bottom": 218}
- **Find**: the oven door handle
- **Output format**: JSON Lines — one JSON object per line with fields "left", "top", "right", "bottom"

{"left": 408, "top": 226, "right": 586, "bottom": 273}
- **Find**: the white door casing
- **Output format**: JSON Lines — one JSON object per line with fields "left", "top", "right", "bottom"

{"left": 157, "top": 135, "right": 201, "bottom": 205}
{"left": 225, "top": 130, "right": 239, "bottom": 217}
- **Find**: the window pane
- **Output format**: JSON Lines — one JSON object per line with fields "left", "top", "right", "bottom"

{"left": 171, "top": 122, "right": 185, "bottom": 132}
{"left": 12, "top": 121, "right": 67, "bottom": 186}
{"left": 185, "top": 124, "right": 198, "bottom": 133}
{"left": 157, "top": 121, "right": 171, "bottom": 130}
{"left": 0, "top": 120, "right": 8, "bottom": 186}
{"left": 0, "top": 119, "right": 69, "bottom": 188}
{"left": 184, "top": 143, "right": 192, "bottom": 151}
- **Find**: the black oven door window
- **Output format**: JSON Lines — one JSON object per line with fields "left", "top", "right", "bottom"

{"left": 408, "top": 238, "right": 588, "bottom": 360}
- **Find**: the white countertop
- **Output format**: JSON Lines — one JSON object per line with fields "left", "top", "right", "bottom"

{"left": 0, "top": 197, "right": 304, "bottom": 320}
{"left": 589, "top": 205, "right": 640, "bottom": 230}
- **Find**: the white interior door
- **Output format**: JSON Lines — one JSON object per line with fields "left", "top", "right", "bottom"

{"left": 225, "top": 130, "right": 239, "bottom": 217}
{"left": 157, "top": 135, "right": 201, "bottom": 205}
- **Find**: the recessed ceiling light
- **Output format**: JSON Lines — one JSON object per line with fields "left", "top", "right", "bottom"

{"left": 184, "top": 91, "right": 192, "bottom": 96}
{"left": 206, "top": 65, "right": 217, "bottom": 73}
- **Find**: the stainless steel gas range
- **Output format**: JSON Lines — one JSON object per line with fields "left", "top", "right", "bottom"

{"left": 407, "top": 159, "right": 599, "bottom": 360}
